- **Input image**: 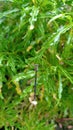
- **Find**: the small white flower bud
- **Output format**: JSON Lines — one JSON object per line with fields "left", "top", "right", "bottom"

{"left": 29, "top": 24, "right": 34, "bottom": 30}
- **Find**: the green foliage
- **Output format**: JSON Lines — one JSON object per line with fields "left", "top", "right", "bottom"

{"left": 0, "top": 0, "right": 73, "bottom": 129}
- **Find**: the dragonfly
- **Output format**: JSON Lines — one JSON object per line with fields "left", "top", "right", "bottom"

{"left": 29, "top": 64, "right": 38, "bottom": 106}
{"left": 34, "top": 64, "right": 38, "bottom": 100}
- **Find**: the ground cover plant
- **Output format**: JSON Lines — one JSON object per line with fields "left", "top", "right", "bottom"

{"left": 0, "top": 0, "right": 73, "bottom": 129}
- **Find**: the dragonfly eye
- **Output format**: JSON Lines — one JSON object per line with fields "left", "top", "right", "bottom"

{"left": 34, "top": 64, "right": 38, "bottom": 71}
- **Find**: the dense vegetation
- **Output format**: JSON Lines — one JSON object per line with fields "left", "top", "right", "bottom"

{"left": 0, "top": 0, "right": 73, "bottom": 129}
